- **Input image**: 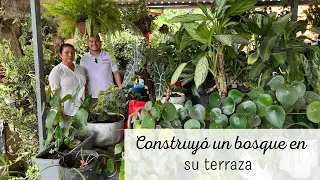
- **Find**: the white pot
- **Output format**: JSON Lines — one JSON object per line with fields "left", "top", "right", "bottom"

{"left": 162, "top": 92, "right": 186, "bottom": 105}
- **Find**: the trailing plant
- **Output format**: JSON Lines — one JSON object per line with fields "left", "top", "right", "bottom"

{"left": 44, "top": 87, "right": 89, "bottom": 151}
{"left": 169, "top": 0, "right": 258, "bottom": 98}
{"left": 42, "top": 0, "right": 122, "bottom": 37}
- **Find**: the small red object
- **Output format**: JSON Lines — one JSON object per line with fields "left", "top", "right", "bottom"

{"left": 125, "top": 100, "right": 147, "bottom": 129}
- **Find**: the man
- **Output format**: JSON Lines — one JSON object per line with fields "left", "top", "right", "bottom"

{"left": 80, "top": 35, "right": 122, "bottom": 102}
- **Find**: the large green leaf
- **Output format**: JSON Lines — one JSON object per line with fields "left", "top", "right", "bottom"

{"left": 141, "top": 115, "right": 155, "bottom": 129}
{"left": 189, "top": 104, "right": 206, "bottom": 121}
{"left": 289, "top": 82, "right": 306, "bottom": 99}
{"left": 162, "top": 103, "right": 178, "bottom": 121}
{"left": 213, "top": 35, "right": 232, "bottom": 46}
{"left": 248, "top": 88, "right": 265, "bottom": 101}
{"left": 184, "top": 100, "right": 193, "bottom": 111}
{"left": 248, "top": 52, "right": 259, "bottom": 65}
{"left": 231, "top": 35, "right": 249, "bottom": 44}
{"left": 276, "top": 87, "right": 298, "bottom": 108}
{"left": 225, "top": 0, "right": 258, "bottom": 16}
{"left": 247, "top": 21, "right": 262, "bottom": 35}
{"left": 60, "top": 116, "right": 72, "bottom": 137}
{"left": 222, "top": 97, "right": 235, "bottom": 115}
{"left": 216, "top": 0, "right": 228, "bottom": 16}
{"left": 196, "top": 2, "right": 212, "bottom": 19}
{"left": 194, "top": 56, "right": 209, "bottom": 89}
{"left": 306, "top": 101, "right": 320, "bottom": 123}
{"left": 236, "top": 100, "right": 257, "bottom": 117}
{"left": 45, "top": 109, "right": 57, "bottom": 128}
{"left": 249, "top": 59, "right": 265, "bottom": 80}
{"left": 197, "top": 24, "right": 210, "bottom": 40}
{"left": 171, "top": 63, "right": 187, "bottom": 85}
{"left": 230, "top": 113, "right": 247, "bottom": 129}
{"left": 184, "top": 23, "right": 207, "bottom": 43}
{"left": 272, "top": 13, "right": 291, "bottom": 36}
{"left": 178, "top": 107, "right": 188, "bottom": 120}
{"left": 153, "top": 64, "right": 167, "bottom": 100}
{"left": 215, "top": 114, "right": 228, "bottom": 128}
{"left": 209, "top": 92, "right": 221, "bottom": 108}
{"left": 304, "top": 91, "right": 320, "bottom": 104}
{"left": 184, "top": 119, "right": 201, "bottom": 129}
{"left": 265, "top": 105, "right": 285, "bottom": 128}
{"left": 228, "top": 89, "right": 244, "bottom": 104}
{"left": 73, "top": 108, "right": 88, "bottom": 128}
{"left": 169, "top": 14, "right": 208, "bottom": 23}
{"left": 260, "top": 36, "right": 278, "bottom": 62}
{"left": 257, "top": 94, "right": 273, "bottom": 107}
{"left": 272, "top": 52, "right": 286, "bottom": 65}
{"left": 50, "top": 89, "right": 61, "bottom": 108}
{"left": 267, "top": 75, "right": 285, "bottom": 90}
{"left": 179, "top": 36, "right": 194, "bottom": 52}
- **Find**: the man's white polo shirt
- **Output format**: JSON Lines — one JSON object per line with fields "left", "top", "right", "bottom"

{"left": 80, "top": 51, "right": 119, "bottom": 98}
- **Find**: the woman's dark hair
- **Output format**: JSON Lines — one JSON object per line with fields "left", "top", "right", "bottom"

{"left": 59, "top": 43, "right": 75, "bottom": 53}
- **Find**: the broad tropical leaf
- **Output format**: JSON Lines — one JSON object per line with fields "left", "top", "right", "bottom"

{"left": 194, "top": 56, "right": 209, "bottom": 88}
{"left": 169, "top": 14, "right": 208, "bottom": 23}
{"left": 171, "top": 63, "right": 187, "bottom": 85}
{"left": 260, "top": 36, "right": 278, "bottom": 62}
{"left": 225, "top": 0, "right": 259, "bottom": 16}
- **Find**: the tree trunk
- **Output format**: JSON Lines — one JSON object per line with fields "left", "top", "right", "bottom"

{"left": 218, "top": 53, "right": 227, "bottom": 99}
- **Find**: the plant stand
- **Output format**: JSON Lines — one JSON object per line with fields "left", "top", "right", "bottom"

{"left": 34, "top": 131, "right": 95, "bottom": 180}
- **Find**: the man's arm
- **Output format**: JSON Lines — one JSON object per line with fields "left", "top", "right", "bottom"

{"left": 113, "top": 71, "right": 122, "bottom": 87}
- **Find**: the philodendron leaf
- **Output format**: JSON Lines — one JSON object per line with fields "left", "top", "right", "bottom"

{"left": 276, "top": 87, "right": 298, "bottom": 108}
{"left": 248, "top": 88, "right": 265, "bottom": 101}
{"left": 267, "top": 75, "right": 285, "bottom": 90}
{"left": 236, "top": 100, "right": 257, "bottom": 117}
{"left": 141, "top": 115, "right": 155, "bottom": 129}
{"left": 230, "top": 113, "right": 247, "bottom": 129}
{"left": 225, "top": 0, "right": 258, "bottom": 16}
{"left": 73, "top": 108, "right": 88, "bottom": 129}
{"left": 171, "top": 63, "right": 187, "bottom": 85}
{"left": 289, "top": 82, "right": 306, "bottom": 99}
{"left": 194, "top": 56, "right": 209, "bottom": 89}
{"left": 189, "top": 104, "right": 206, "bottom": 121}
{"left": 50, "top": 89, "right": 61, "bottom": 108}
{"left": 248, "top": 52, "right": 259, "bottom": 65}
{"left": 210, "top": 108, "right": 222, "bottom": 120}
{"left": 178, "top": 107, "right": 188, "bottom": 120}
{"left": 213, "top": 35, "right": 232, "bottom": 46}
{"left": 265, "top": 105, "right": 285, "bottom": 128}
{"left": 60, "top": 116, "right": 72, "bottom": 137}
{"left": 162, "top": 103, "right": 178, "bottom": 121}
{"left": 209, "top": 123, "right": 223, "bottom": 129}
{"left": 228, "top": 89, "right": 244, "bottom": 104}
{"left": 257, "top": 94, "right": 273, "bottom": 107}
{"left": 215, "top": 114, "right": 228, "bottom": 128}
{"left": 293, "top": 98, "right": 306, "bottom": 111}
{"left": 304, "top": 91, "right": 320, "bottom": 104}
{"left": 248, "top": 115, "right": 261, "bottom": 127}
{"left": 209, "top": 92, "right": 221, "bottom": 108}
{"left": 222, "top": 97, "right": 235, "bottom": 115}
{"left": 184, "top": 119, "right": 201, "bottom": 129}
{"left": 306, "top": 101, "right": 320, "bottom": 123}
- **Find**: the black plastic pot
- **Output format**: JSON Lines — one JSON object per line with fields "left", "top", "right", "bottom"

{"left": 59, "top": 150, "right": 98, "bottom": 180}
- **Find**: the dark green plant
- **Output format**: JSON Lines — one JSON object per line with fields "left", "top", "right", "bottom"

{"left": 42, "top": 0, "right": 122, "bottom": 37}
{"left": 44, "top": 87, "right": 89, "bottom": 151}
{"left": 302, "top": 47, "right": 320, "bottom": 93}
{"left": 303, "top": 0, "right": 320, "bottom": 28}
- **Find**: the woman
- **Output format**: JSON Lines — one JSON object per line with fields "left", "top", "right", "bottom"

{"left": 49, "top": 43, "right": 86, "bottom": 116}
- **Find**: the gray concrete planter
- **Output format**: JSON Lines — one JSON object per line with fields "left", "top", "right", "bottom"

{"left": 85, "top": 113, "right": 125, "bottom": 147}
{"left": 34, "top": 131, "right": 95, "bottom": 180}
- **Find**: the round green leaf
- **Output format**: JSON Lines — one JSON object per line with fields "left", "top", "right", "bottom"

{"left": 184, "top": 100, "right": 193, "bottom": 111}
{"left": 306, "top": 101, "right": 320, "bottom": 123}
{"left": 209, "top": 123, "right": 223, "bottom": 129}
{"left": 210, "top": 108, "right": 222, "bottom": 120}
{"left": 304, "top": 91, "right": 320, "bottom": 104}
{"left": 162, "top": 103, "right": 178, "bottom": 121}
{"left": 228, "top": 89, "right": 244, "bottom": 104}
{"left": 184, "top": 119, "right": 201, "bottom": 129}
{"left": 222, "top": 97, "right": 235, "bottom": 115}
{"left": 209, "top": 92, "right": 221, "bottom": 108}
{"left": 267, "top": 75, "right": 285, "bottom": 90}
{"left": 141, "top": 115, "right": 155, "bottom": 129}
{"left": 145, "top": 101, "right": 153, "bottom": 110}
{"left": 248, "top": 52, "right": 259, "bottom": 65}
{"left": 215, "top": 114, "right": 228, "bottom": 128}
{"left": 289, "top": 82, "right": 306, "bottom": 98}
{"left": 276, "top": 87, "right": 298, "bottom": 108}
{"left": 73, "top": 108, "right": 88, "bottom": 128}
{"left": 230, "top": 113, "right": 247, "bottom": 129}
{"left": 189, "top": 104, "right": 206, "bottom": 121}
{"left": 248, "top": 115, "right": 261, "bottom": 127}
{"left": 159, "top": 120, "right": 173, "bottom": 128}
{"left": 236, "top": 100, "right": 257, "bottom": 117}
{"left": 257, "top": 94, "right": 273, "bottom": 107}
{"left": 171, "top": 119, "right": 182, "bottom": 128}
{"left": 107, "top": 159, "right": 115, "bottom": 173}
{"left": 178, "top": 107, "right": 188, "bottom": 120}
{"left": 265, "top": 105, "right": 285, "bottom": 128}
{"left": 151, "top": 107, "right": 160, "bottom": 118}
{"left": 292, "top": 98, "right": 306, "bottom": 111}
{"left": 248, "top": 88, "right": 264, "bottom": 101}
{"left": 265, "top": 90, "right": 276, "bottom": 101}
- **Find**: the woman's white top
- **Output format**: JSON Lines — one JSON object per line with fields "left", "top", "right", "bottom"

{"left": 48, "top": 63, "right": 86, "bottom": 116}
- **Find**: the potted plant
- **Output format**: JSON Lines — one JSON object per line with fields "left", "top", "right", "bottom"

{"left": 85, "top": 85, "right": 126, "bottom": 146}
{"left": 34, "top": 87, "right": 95, "bottom": 180}
{"left": 59, "top": 149, "right": 99, "bottom": 180}
{"left": 42, "top": 0, "right": 122, "bottom": 37}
